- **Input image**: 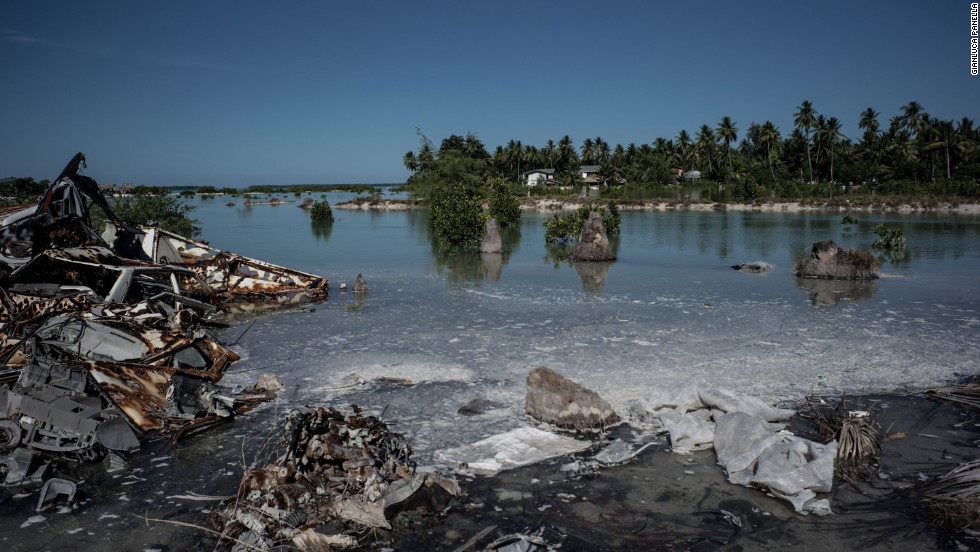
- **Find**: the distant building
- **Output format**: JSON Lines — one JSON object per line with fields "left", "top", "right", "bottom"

{"left": 522, "top": 169, "right": 556, "bottom": 187}
{"left": 579, "top": 165, "right": 601, "bottom": 185}
{"left": 523, "top": 166, "right": 606, "bottom": 187}
{"left": 683, "top": 170, "right": 702, "bottom": 181}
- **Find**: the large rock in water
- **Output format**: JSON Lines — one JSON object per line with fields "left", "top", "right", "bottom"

{"left": 795, "top": 240, "right": 878, "bottom": 280}
{"left": 570, "top": 211, "right": 616, "bottom": 262}
{"left": 480, "top": 218, "right": 502, "bottom": 253}
{"left": 525, "top": 367, "right": 620, "bottom": 430}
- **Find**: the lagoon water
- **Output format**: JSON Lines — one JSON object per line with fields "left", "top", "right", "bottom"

{"left": 2, "top": 190, "right": 979, "bottom": 550}
{"left": 200, "top": 192, "right": 980, "bottom": 463}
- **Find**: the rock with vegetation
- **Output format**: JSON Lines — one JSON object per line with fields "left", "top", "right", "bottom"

{"left": 570, "top": 211, "right": 617, "bottom": 262}
{"left": 794, "top": 240, "right": 879, "bottom": 280}
{"left": 525, "top": 367, "right": 620, "bottom": 430}
{"left": 480, "top": 218, "right": 502, "bottom": 253}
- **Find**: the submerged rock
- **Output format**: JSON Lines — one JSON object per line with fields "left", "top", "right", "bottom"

{"left": 480, "top": 217, "right": 503, "bottom": 253}
{"left": 794, "top": 240, "right": 878, "bottom": 280}
{"left": 732, "top": 261, "right": 773, "bottom": 273}
{"left": 353, "top": 273, "right": 368, "bottom": 292}
{"left": 570, "top": 211, "right": 616, "bottom": 262}
{"left": 525, "top": 367, "right": 620, "bottom": 430}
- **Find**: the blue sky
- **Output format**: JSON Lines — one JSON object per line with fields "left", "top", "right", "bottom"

{"left": 2, "top": 1, "right": 978, "bottom": 186}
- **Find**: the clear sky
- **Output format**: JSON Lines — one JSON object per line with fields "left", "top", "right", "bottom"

{"left": 2, "top": 1, "right": 978, "bottom": 187}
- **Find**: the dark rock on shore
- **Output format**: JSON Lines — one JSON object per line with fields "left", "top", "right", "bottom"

{"left": 794, "top": 240, "right": 878, "bottom": 280}
{"left": 570, "top": 211, "right": 616, "bottom": 262}
{"left": 525, "top": 367, "right": 620, "bottom": 430}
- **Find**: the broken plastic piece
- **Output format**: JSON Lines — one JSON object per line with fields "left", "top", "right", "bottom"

{"left": 36, "top": 477, "right": 76, "bottom": 512}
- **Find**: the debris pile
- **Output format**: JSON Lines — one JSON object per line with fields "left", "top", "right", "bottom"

{"left": 0, "top": 153, "right": 327, "bottom": 504}
{"left": 925, "top": 459, "right": 980, "bottom": 531}
{"left": 211, "top": 406, "right": 459, "bottom": 549}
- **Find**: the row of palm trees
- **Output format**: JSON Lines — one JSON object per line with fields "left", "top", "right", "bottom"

{"left": 403, "top": 101, "right": 979, "bottom": 191}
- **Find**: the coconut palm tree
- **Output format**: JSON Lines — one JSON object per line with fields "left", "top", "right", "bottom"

{"left": 715, "top": 116, "right": 738, "bottom": 177}
{"left": 675, "top": 129, "right": 693, "bottom": 171}
{"left": 758, "top": 121, "right": 781, "bottom": 187}
{"left": 794, "top": 100, "right": 817, "bottom": 183}
{"left": 695, "top": 124, "right": 716, "bottom": 176}
{"left": 816, "top": 116, "right": 844, "bottom": 182}
{"left": 900, "top": 101, "right": 927, "bottom": 140}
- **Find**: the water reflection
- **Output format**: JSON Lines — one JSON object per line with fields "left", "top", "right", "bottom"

{"left": 310, "top": 220, "right": 333, "bottom": 242}
{"left": 574, "top": 261, "right": 613, "bottom": 296}
{"left": 430, "top": 226, "right": 521, "bottom": 284}
{"left": 794, "top": 277, "right": 879, "bottom": 307}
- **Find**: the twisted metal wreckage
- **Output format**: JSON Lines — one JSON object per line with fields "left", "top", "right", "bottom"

{"left": 0, "top": 153, "right": 330, "bottom": 510}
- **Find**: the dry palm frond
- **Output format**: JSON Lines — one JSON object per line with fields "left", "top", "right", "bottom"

{"left": 835, "top": 411, "right": 881, "bottom": 480}
{"left": 924, "top": 459, "right": 980, "bottom": 531}
{"left": 924, "top": 382, "right": 980, "bottom": 410}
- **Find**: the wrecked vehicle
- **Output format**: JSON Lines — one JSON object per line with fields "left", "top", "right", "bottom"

{"left": 0, "top": 153, "right": 327, "bottom": 510}
{"left": 0, "top": 153, "right": 139, "bottom": 270}
{"left": 102, "top": 222, "right": 329, "bottom": 309}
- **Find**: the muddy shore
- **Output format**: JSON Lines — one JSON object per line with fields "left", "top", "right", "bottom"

{"left": 1, "top": 391, "right": 974, "bottom": 551}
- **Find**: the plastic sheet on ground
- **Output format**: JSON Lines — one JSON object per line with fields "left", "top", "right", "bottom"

{"left": 629, "top": 383, "right": 795, "bottom": 453}
{"left": 714, "top": 412, "right": 835, "bottom": 515}
{"left": 435, "top": 427, "right": 590, "bottom": 475}
{"left": 629, "top": 384, "right": 833, "bottom": 515}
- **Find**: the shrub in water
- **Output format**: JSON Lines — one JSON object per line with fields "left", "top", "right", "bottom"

{"left": 543, "top": 200, "right": 621, "bottom": 244}
{"left": 310, "top": 200, "right": 334, "bottom": 223}
{"left": 871, "top": 223, "right": 906, "bottom": 250}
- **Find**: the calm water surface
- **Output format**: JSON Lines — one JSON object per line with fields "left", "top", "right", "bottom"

{"left": 1, "top": 192, "right": 978, "bottom": 550}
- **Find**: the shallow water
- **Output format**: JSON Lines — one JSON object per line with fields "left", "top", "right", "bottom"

{"left": 2, "top": 193, "right": 979, "bottom": 550}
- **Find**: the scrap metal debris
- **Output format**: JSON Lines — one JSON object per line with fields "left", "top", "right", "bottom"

{"left": 0, "top": 153, "right": 329, "bottom": 508}
{"left": 210, "top": 405, "right": 459, "bottom": 550}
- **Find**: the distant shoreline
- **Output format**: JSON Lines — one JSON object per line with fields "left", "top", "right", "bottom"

{"left": 335, "top": 198, "right": 980, "bottom": 215}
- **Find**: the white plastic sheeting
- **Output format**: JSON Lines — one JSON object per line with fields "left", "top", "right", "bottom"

{"left": 630, "top": 384, "right": 834, "bottom": 515}
{"left": 435, "top": 427, "right": 591, "bottom": 475}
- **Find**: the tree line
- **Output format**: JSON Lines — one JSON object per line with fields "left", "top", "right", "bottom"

{"left": 403, "top": 100, "right": 980, "bottom": 201}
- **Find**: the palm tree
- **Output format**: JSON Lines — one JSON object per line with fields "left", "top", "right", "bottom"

{"left": 859, "top": 108, "right": 880, "bottom": 139}
{"left": 593, "top": 136, "right": 611, "bottom": 166}
{"left": 715, "top": 116, "right": 738, "bottom": 177}
{"left": 921, "top": 119, "right": 956, "bottom": 179}
{"left": 580, "top": 138, "right": 596, "bottom": 165}
{"left": 900, "top": 101, "right": 927, "bottom": 140}
{"left": 544, "top": 140, "right": 556, "bottom": 169}
{"left": 555, "top": 135, "right": 578, "bottom": 174}
{"left": 758, "top": 121, "right": 781, "bottom": 187}
{"left": 794, "top": 100, "right": 817, "bottom": 183}
{"left": 695, "top": 124, "right": 716, "bottom": 176}
{"left": 402, "top": 151, "right": 418, "bottom": 174}
{"left": 822, "top": 117, "right": 844, "bottom": 182}
{"left": 675, "top": 129, "right": 693, "bottom": 171}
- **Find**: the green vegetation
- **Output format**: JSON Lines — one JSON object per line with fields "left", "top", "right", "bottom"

{"left": 486, "top": 179, "right": 521, "bottom": 226}
{"left": 840, "top": 214, "right": 859, "bottom": 229}
{"left": 543, "top": 201, "right": 622, "bottom": 244}
{"left": 92, "top": 194, "right": 200, "bottom": 237}
{"left": 309, "top": 200, "right": 334, "bottom": 223}
{"left": 0, "top": 177, "right": 48, "bottom": 204}
{"left": 871, "top": 223, "right": 906, "bottom": 251}
{"left": 428, "top": 184, "right": 486, "bottom": 245}
{"left": 244, "top": 184, "right": 381, "bottom": 194}
{"left": 403, "top": 100, "right": 980, "bottom": 203}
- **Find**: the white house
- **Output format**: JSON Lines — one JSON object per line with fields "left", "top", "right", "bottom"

{"left": 522, "top": 169, "right": 556, "bottom": 187}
